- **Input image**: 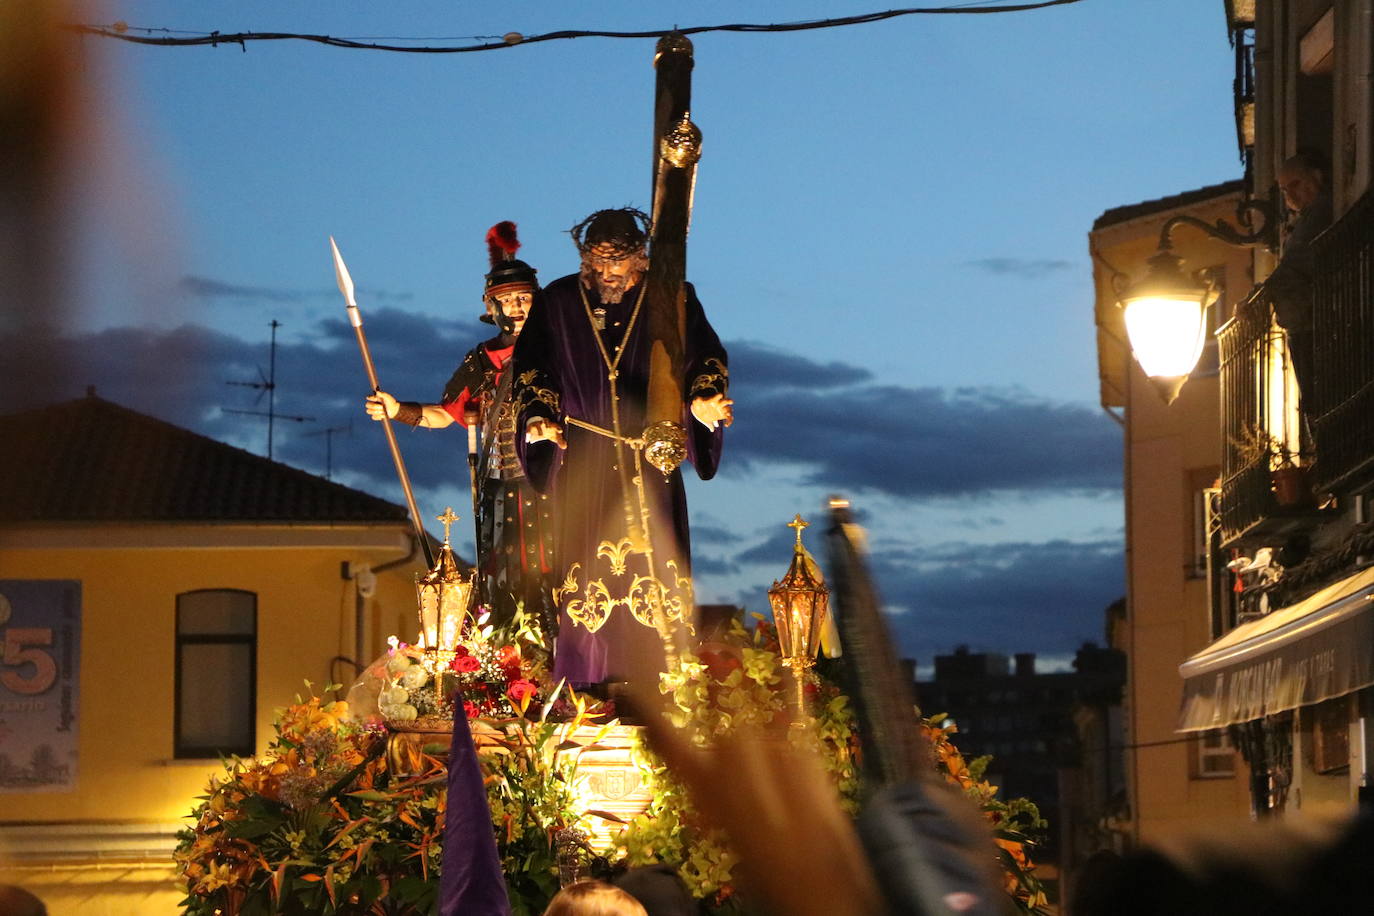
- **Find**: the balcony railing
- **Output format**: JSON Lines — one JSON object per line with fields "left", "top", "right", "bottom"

{"left": 1218, "top": 288, "right": 1285, "bottom": 544}
{"left": 1218, "top": 188, "right": 1374, "bottom": 544}
{"left": 1309, "top": 190, "right": 1374, "bottom": 492}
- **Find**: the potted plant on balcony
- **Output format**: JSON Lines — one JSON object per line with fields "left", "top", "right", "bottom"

{"left": 1269, "top": 447, "right": 1312, "bottom": 507}
{"left": 1232, "top": 425, "right": 1311, "bottom": 508}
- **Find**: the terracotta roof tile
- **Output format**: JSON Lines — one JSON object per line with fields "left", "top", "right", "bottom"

{"left": 1092, "top": 178, "right": 1246, "bottom": 230}
{"left": 0, "top": 395, "right": 409, "bottom": 524}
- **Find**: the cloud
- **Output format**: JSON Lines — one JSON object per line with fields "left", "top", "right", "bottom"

{"left": 727, "top": 535, "right": 1124, "bottom": 660}
{"left": 0, "top": 316, "right": 1120, "bottom": 513}
{"left": 179, "top": 275, "right": 308, "bottom": 303}
{"left": 178, "top": 275, "right": 414, "bottom": 304}
{"left": 727, "top": 340, "right": 872, "bottom": 389}
{"left": 692, "top": 524, "right": 745, "bottom": 546}
{"left": 3, "top": 315, "right": 1123, "bottom": 661}
{"left": 875, "top": 537, "right": 1124, "bottom": 659}
{"left": 0, "top": 313, "right": 488, "bottom": 497}
{"left": 728, "top": 344, "right": 1121, "bottom": 498}
{"left": 964, "top": 257, "right": 1075, "bottom": 278}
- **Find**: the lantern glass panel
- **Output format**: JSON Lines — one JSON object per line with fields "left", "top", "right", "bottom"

{"left": 1123, "top": 293, "right": 1207, "bottom": 378}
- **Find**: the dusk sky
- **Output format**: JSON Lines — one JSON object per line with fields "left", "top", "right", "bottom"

{"left": 7, "top": 0, "right": 1240, "bottom": 670}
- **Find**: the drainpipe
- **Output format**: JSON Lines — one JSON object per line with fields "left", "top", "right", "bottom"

{"left": 341, "top": 532, "right": 424, "bottom": 676}
{"left": 1122, "top": 333, "right": 1139, "bottom": 847}
{"left": 1355, "top": 0, "right": 1374, "bottom": 202}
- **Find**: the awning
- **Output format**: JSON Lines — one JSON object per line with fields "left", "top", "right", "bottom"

{"left": 1177, "top": 566, "right": 1374, "bottom": 731}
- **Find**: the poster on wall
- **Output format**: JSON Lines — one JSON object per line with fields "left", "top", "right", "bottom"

{"left": 0, "top": 580, "right": 80, "bottom": 793}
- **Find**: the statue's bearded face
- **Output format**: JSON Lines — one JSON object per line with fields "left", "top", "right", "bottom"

{"left": 580, "top": 244, "right": 647, "bottom": 304}
{"left": 489, "top": 289, "right": 533, "bottom": 335}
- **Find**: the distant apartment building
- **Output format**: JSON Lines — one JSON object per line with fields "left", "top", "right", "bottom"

{"left": 914, "top": 642, "right": 1126, "bottom": 882}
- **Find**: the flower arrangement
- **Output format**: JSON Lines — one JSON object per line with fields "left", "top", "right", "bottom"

{"left": 365, "top": 610, "right": 549, "bottom": 726}
{"left": 176, "top": 616, "right": 1050, "bottom": 915}
{"left": 174, "top": 687, "right": 447, "bottom": 915}
{"left": 619, "top": 616, "right": 1050, "bottom": 914}
{"left": 922, "top": 715, "right": 1051, "bottom": 913}
{"left": 174, "top": 680, "right": 609, "bottom": 916}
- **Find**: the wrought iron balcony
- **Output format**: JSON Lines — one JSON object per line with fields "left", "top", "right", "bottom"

{"left": 1218, "top": 188, "right": 1374, "bottom": 544}
{"left": 1309, "top": 190, "right": 1374, "bottom": 493}
{"left": 1217, "top": 287, "right": 1289, "bottom": 545}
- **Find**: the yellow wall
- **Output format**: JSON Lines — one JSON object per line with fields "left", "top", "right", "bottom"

{"left": 0, "top": 523, "right": 424, "bottom": 913}
{"left": 1092, "top": 194, "right": 1257, "bottom": 847}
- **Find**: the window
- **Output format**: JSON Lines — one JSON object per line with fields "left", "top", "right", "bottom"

{"left": 1311, "top": 696, "right": 1350, "bottom": 774}
{"left": 175, "top": 590, "right": 256, "bottom": 758}
{"left": 1193, "top": 729, "right": 1236, "bottom": 779}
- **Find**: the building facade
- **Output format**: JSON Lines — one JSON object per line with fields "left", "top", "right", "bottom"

{"left": 1091, "top": 183, "right": 1258, "bottom": 848}
{"left": 0, "top": 395, "right": 429, "bottom": 913}
{"left": 1093, "top": 0, "right": 1374, "bottom": 846}
{"left": 1189, "top": 0, "right": 1374, "bottom": 820}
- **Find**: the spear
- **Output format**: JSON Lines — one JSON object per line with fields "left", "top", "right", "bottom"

{"left": 330, "top": 236, "right": 435, "bottom": 569}
{"left": 463, "top": 405, "right": 485, "bottom": 609}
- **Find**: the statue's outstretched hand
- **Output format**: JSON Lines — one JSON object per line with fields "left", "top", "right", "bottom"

{"left": 525, "top": 417, "right": 567, "bottom": 449}
{"left": 365, "top": 390, "right": 397, "bottom": 421}
{"left": 691, "top": 392, "right": 734, "bottom": 430}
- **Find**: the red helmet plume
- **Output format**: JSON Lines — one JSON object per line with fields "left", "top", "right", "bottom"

{"left": 486, "top": 221, "right": 521, "bottom": 268}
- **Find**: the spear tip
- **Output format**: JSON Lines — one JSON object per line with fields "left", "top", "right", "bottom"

{"left": 329, "top": 236, "right": 356, "bottom": 307}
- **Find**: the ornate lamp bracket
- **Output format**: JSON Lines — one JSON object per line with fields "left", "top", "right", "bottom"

{"left": 1156, "top": 192, "right": 1280, "bottom": 254}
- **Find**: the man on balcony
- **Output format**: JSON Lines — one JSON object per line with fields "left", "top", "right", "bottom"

{"left": 1278, "top": 150, "right": 1332, "bottom": 254}
{"left": 1272, "top": 150, "right": 1333, "bottom": 399}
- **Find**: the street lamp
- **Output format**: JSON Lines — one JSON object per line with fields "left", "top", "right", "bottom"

{"left": 1118, "top": 195, "right": 1278, "bottom": 404}
{"left": 768, "top": 514, "right": 830, "bottom": 720}
{"left": 1119, "top": 249, "right": 1212, "bottom": 405}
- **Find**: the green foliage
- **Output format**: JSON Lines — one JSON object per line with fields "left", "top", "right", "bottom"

{"left": 178, "top": 622, "right": 1053, "bottom": 915}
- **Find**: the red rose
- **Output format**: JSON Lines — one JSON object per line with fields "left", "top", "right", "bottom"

{"left": 462, "top": 700, "right": 480, "bottom": 719}
{"left": 699, "top": 648, "right": 742, "bottom": 681}
{"left": 497, "top": 645, "right": 523, "bottom": 677}
{"left": 507, "top": 679, "right": 538, "bottom": 705}
{"left": 449, "top": 654, "right": 481, "bottom": 673}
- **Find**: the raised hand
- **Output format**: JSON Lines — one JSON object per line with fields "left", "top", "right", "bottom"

{"left": 690, "top": 392, "right": 734, "bottom": 430}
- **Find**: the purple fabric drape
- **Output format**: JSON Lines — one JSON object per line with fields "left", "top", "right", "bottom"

{"left": 438, "top": 695, "right": 510, "bottom": 916}
{"left": 512, "top": 274, "right": 728, "bottom": 685}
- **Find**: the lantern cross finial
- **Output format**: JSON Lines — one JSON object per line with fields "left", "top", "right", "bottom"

{"left": 788, "top": 513, "right": 809, "bottom": 548}
{"left": 436, "top": 506, "right": 460, "bottom": 544}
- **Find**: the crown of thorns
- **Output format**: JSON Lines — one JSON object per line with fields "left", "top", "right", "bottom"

{"left": 571, "top": 207, "right": 652, "bottom": 258}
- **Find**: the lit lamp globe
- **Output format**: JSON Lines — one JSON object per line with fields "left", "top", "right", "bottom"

{"left": 767, "top": 514, "right": 831, "bottom": 720}
{"left": 1119, "top": 249, "right": 1210, "bottom": 405}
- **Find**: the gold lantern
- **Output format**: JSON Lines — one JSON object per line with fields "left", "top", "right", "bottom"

{"left": 767, "top": 514, "right": 830, "bottom": 719}
{"left": 414, "top": 507, "right": 475, "bottom": 661}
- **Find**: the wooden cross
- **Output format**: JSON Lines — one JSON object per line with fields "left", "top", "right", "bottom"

{"left": 436, "top": 506, "right": 460, "bottom": 544}
{"left": 788, "top": 513, "right": 809, "bottom": 548}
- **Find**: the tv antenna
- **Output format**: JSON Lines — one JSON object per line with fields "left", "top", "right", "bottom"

{"left": 224, "top": 319, "right": 315, "bottom": 459}
{"left": 304, "top": 421, "right": 352, "bottom": 480}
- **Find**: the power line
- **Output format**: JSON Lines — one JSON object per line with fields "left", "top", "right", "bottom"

{"left": 67, "top": 1, "right": 1087, "bottom": 55}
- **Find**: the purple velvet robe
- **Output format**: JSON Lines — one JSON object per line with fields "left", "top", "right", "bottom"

{"left": 513, "top": 273, "right": 727, "bottom": 685}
